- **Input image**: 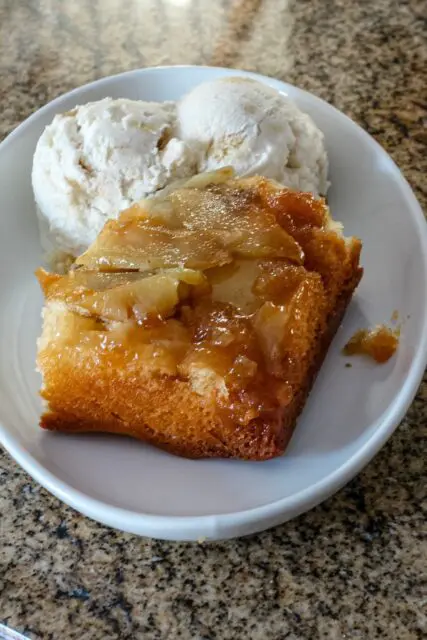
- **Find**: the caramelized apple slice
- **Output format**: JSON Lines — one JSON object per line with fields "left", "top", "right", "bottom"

{"left": 214, "top": 226, "right": 303, "bottom": 261}
{"left": 207, "top": 260, "right": 262, "bottom": 314}
{"left": 37, "top": 267, "right": 209, "bottom": 323}
{"left": 120, "top": 167, "right": 237, "bottom": 226}
{"left": 252, "top": 262, "right": 314, "bottom": 304}
{"left": 120, "top": 178, "right": 304, "bottom": 263}
{"left": 253, "top": 277, "right": 325, "bottom": 378}
{"left": 169, "top": 187, "right": 303, "bottom": 262}
{"left": 253, "top": 301, "right": 290, "bottom": 375}
{"left": 75, "top": 220, "right": 231, "bottom": 272}
{"left": 181, "top": 167, "right": 235, "bottom": 189}
{"left": 36, "top": 268, "right": 146, "bottom": 298}
{"left": 121, "top": 198, "right": 181, "bottom": 229}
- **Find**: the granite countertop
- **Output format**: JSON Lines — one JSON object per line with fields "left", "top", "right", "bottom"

{"left": 0, "top": 1, "right": 426, "bottom": 638}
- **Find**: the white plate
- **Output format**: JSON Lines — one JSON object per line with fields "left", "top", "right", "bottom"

{"left": 1, "top": 66, "right": 426, "bottom": 541}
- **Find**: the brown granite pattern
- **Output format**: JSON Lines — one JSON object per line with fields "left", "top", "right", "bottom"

{"left": 0, "top": 0, "right": 426, "bottom": 638}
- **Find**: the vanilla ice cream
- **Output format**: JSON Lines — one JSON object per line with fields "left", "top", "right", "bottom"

{"left": 32, "top": 98, "right": 197, "bottom": 261}
{"left": 33, "top": 81, "right": 329, "bottom": 267}
{"left": 177, "top": 77, "right": 328, "bottom": 196}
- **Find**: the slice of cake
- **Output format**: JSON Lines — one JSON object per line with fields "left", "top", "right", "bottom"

{"left": 36, "top": 168, "right": 362, "bottom": 460}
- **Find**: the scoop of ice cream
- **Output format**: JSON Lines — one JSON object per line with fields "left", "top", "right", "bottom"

{"left": 32, "top": 98, "right": 197, "bottom": 259}
{"left": 177, "top": 77, "right": 328, "bottom": 196}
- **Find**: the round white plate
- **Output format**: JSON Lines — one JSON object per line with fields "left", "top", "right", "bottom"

{"left": 1, "top": 66, "right": 426, "bottom": 541}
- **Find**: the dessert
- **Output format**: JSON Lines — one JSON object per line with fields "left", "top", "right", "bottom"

{"left": 177, "top": 77, "right": 328, "bottom": 195}
{"left": 36, "top": 169, "right": 362, "bottom": 460}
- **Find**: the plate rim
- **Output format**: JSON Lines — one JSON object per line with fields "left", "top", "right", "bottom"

{"left": 1, "top": 65, "right": 427, "bottom": 540}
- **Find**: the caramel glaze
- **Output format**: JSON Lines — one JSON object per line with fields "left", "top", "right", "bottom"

{"left": 343, "top": 326, "right": 399, "bottom": 363}
{"left": 179, "top": 300, "right": 294, "bottom": 429}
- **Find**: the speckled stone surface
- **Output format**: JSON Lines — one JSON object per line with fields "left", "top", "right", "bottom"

{"left": 0, "top": 1, "right": 426, "bottom": 638}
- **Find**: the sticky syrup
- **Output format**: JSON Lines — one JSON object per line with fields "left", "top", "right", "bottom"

{"left": 343, "top": 326, "right": 399, "bottom": 363}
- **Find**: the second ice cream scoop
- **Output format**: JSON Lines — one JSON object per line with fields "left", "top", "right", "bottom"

{"left": 177, "top": 77, "right": 328, "bottom": 196}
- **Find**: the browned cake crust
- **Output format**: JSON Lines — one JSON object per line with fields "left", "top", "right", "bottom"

{"left": 37, "top": 173, "right": 363, "bottom": 460}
